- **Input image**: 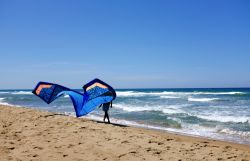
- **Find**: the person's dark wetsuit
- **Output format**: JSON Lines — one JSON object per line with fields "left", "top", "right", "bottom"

{"left": 100, "top": 102, "right": 112, "bottom": 123}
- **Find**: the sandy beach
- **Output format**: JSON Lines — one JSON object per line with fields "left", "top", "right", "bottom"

{"left": 0, "top": 105, "right": 249, "bottom": 161}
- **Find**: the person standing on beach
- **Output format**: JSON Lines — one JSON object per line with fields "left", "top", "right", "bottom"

{"left": 99, "top": 101, "right": 112, "bottom": 123}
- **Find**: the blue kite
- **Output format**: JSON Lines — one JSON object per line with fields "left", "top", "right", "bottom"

{"left": 32, "top": 78, "right": 116, "bottom": 117}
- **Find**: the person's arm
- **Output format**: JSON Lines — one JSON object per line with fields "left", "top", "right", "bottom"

{"left": 110, "top": 101, "right": 112, "bottom": 108}
{"left": 99, "top": 104, "right": 102, "bottom": 108}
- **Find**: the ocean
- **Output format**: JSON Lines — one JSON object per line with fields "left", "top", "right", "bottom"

{"left": 0, "top": 88, "right": 250, "bottom": 145}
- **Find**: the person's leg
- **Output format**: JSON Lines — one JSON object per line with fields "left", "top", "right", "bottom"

{"left": 107, "top": 112, "right": 110, "bottom": 124}
{"left": 103, "top": 111, "right": 106, "bottom": 122}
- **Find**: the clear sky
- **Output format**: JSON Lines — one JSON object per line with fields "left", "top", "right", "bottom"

{"left": 0, "top": 0, "right": 249, "bottom": 89}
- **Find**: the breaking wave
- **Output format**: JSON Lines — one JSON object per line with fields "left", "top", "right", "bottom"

{"left": 11, "top": 91, "right": 33, "bottom": 95}
{"left": 0, "top": 92, "right": 10, "bottom": 94}
{"left": 0, "top": 97, "right": 13, "bottom": 106}
{"left": 114, "top": 103, "right": 187, "bottom": 114}
{"left": 196, "top": 114, "right": 250, "bottom": 123}
{"left": 218, "top": 128, "right": 250, "bottom": 138}
{"left": 116, "top": 91, "right": 246, "bottom": 97}
{"left": 160, "top": 96, "right": 180, "bottom": 99}
{"left": 116, "top": 91, "right": 176, "bottom": 97}
{"left": 188, "top": 97, "right": 220, "bottom": 102}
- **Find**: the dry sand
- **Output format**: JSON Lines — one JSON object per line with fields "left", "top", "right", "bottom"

{"left": 0, "top": 105, "right": 249, "bottom": 161}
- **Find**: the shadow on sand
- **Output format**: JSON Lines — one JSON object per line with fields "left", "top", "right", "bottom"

{"left": 96, "top": 121, "right": 128, "bottom": 127}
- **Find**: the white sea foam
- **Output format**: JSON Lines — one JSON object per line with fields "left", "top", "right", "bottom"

{"left": 64, "top": 95, "right": 70, "bottom": 98}
{"left": 0, "top": 98, "right": 13, "bottom": 106}
{"left": 116, "top": 91, "right": 139, "bottom": 97}
{"left": 162, "top": 108, "right": 184, "bottom": 114}
{"left": 147, "top": 104, "right": 250, "bottom": 124}
{"left": 188, "top": 97, "right": 219, "bottom": 102}
{"left": 115, "top": 103, "right": 164, "bottom": 112}
{"left": 114, "top": 103, "right": 188, "bottom": 114}
{"left": 196, "top": 114, "right": 250, "bottom": 123}
{"left": 0, "top": 102, "right": 13, "bottom": 106}
{"left": 12, "top": 91, "right": 32, "bottom": 95}
{"left": 116, "top": 91, "right": 246, "bottom": 97}
{"left": 163, "top": 105, "right": 188, "bottom": 114}
{"left": 0, "top": 92, "right": 10, "bottom": 94}
{"left": 218, "top": 128, "right": 250, "bottom": 138}
{"left": 160, "top": 96, "right": 180, "bottom": 99}
{"left": 183, "top": 124, "right": 218, "bottom": 134}
{"left": 85, "top": 114, "right": 103, "bottom": 121}
{"left": 185, "top": 91, "right": 245, "bottom": 95}
{"left": 192, "top": 92, "right": 245, "bottom": 95}
{"left": 114, "top": 104, "right": 154, "bottom": 112}
{"left": 116, "top": 91, "right": 178, "bottom": 97}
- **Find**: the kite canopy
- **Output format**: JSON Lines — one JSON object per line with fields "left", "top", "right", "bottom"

{"left": 32, "top": 78, "right": 116, "bottom": 117}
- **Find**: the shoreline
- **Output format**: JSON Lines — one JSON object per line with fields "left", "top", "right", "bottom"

{"left": 1, "top": 105, "right": 250, "bottom": 160}
{"left": 62, "top": 109, "right": 250, "bottom": 146}
{"left": 1, "top": 88, "right": 250, "bottom": 146}
{"left": 85, "top": 114, "right": 250, "bottom": 146}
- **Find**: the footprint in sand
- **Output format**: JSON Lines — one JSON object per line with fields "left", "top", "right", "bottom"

{"left": 104, "top": 137, "right": 112, "bottom": 141}
{"left": 55, "top": 146, "right": 62, "bottom": 149}
{"left": 129, "top": 151, "right": 137, "bottom": 154}
{"left": 225, "top": 146, "right": 232, "bottom": 149}
{"left": 153, "top": 151, "right": 162, "bottom": 155}
{"left": 227, "top": 156, "right": 237, "bottom": 159}
{"left": 121, "top": 140, "right": 129, "bottom": 144}
{"left": 8, "top": 147, "right": 15, "bottom": 150}
{"left": 148, "top": 140, "right": 164, "bottom": 145}
{"left": 33, "top": 154, "right": 39, "bottom": 158}
{"left": 33, "top": 146, "right": 44, "bottom": 150}
{"left": 209, "top": 152, "right": 214, "bottom": 156}
{"left": 146, "top": 147, "right": 162, "bottom": 155}
{"left": 9, "top": 141, "right": 15, "bottom": 145}
{"left": 67, "top": 144, "right": 74, "bottom": 148}
{"left": 166, "top": 138, "right": 173, "bottom": 141}
{"left": 79, "top": 126, "right": 86, "bottom": 129}
{"left": 27, "top": 154, "right": 39, "bottom": 158}
{"left": 166, "top": 146, "right": 171, "bottom": 150}
{"left": 212, "top": 145, "right": 219, "bottom": 148}
{"left": 118, "top": 154, "right": 126, "bottom": 158}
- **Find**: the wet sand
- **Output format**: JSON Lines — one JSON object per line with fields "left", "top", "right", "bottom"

{"left": 0, "top": 105, "right": 249, "bottom": 161}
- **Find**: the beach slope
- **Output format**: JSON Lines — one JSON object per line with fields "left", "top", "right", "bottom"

{"left": 0, "top": 105, "right": 249, "bottom": 161}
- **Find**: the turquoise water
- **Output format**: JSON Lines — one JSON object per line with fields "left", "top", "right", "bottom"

{"left": 0, "top": 88, "right": 250, "bottom": 144}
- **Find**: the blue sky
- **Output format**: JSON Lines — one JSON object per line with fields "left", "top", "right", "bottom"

{"left": 0, "top": 0, "right": 249, "bottom": 89}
